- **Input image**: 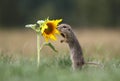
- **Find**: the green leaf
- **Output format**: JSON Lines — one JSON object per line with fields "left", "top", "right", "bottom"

{"left": 43, "top": 42, "right": 58, "bottom": 52}
{"left": 25, "top": 24, "right": 36, "bottom": 28}
{"left": 25, "top": 24, "right": 36, "bottom": 30}
{"left": 25, "top": 24, "right": 40, "bottom": 32}
{"left": 37, "top": 20, "right": 45, "bottom": 25}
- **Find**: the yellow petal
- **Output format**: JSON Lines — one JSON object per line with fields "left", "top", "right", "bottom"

{"left": 55, "top": 29, "right": 60, "bottom": 34}
{"left": 54, "top": 19, "right": 62, "bottom": 26}
{"left": 41, "top": 24, "right": 48, "bottom": 33}
{"left": 50, "top": 34, "right": 56, "bottom": 40}
{"left": 44, "top": 35, "right": 49, "bottom": 42}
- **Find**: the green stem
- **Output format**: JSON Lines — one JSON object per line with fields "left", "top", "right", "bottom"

{"left": 37, "top": 32, "right": 40, "bottom": 67}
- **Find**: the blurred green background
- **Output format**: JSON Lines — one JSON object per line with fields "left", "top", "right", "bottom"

{"left": 0, "top": 0, "right": 120, "bottom": 28}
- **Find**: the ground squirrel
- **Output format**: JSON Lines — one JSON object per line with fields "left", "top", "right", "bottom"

{"left": 58, "top": 24, "right": 85, "bottom": 70}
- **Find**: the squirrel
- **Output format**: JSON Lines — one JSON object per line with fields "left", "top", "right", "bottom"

{"left": 57, "top": 24, "right": 85, "bottom": 70}
{"left": 57, "top": 24, "right": 102, "bottom": 70}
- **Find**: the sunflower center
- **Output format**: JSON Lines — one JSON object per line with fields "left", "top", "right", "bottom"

{"left": 44, "top": 22, "right": 54, "bottom": 34}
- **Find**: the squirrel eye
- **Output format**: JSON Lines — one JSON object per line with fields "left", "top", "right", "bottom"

{"left": 68, "top": 28, "right": 70, "bottom": 31}
{"left": 63, "top": 26, "right": 67, "bottom": 28}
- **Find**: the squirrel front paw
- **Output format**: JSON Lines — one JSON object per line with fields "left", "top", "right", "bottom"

{"left": 60, "top": 40, "right": 65, "bottom": 43}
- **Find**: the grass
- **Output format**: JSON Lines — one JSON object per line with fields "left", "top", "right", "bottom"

{"left": 0, "top": 29, "right": 120, "bottom": 81}
{"left": 0, "top": 52, "right": 120, "bottom": 81}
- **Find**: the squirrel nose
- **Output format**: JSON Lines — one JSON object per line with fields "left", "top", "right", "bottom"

{"left": 57, "top": 26, "right": 60, "bottom": 30}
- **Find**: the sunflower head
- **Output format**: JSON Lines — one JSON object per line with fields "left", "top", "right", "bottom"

{"left": 40, "top": 18, "right": 62, "bottom": 42}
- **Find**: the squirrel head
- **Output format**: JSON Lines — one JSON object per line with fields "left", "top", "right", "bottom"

{"left": 57, "top": 24, "right": 74, "bottom": 42}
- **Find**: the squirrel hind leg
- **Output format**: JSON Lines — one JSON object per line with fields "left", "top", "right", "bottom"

{"left": 72, "top": 62, "right": 84, "bottom": 70}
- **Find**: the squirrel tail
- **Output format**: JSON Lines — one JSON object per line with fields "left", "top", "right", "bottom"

{"left": 85, "top": 62, "right": 104, "bottom": 68}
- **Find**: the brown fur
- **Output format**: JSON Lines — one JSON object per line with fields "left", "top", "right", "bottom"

{"left": 58, "top": 24, "right": 85, "bottom": 70}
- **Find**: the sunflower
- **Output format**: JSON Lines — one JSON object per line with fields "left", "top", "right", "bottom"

{"left": 40, "top": 19, "right": 62, "bottom": 41}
